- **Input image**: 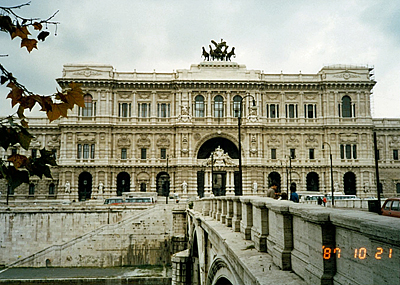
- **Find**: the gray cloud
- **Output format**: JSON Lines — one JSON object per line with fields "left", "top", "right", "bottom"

{"left": 1, "top": 0, "right": 399, "bottom": 118}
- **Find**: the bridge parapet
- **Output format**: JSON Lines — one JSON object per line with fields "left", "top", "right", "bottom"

{"left": 185, "top": 197, "right": 400, "bottom": 285}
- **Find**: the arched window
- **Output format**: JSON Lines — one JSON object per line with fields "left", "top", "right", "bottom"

{"left": 49, "top": 183, "right": 55, "bottom": 195}
{"left": 232, "top": 95, "right": 242, "bottom": 118}
{"left": 341, "top": 96, "right": 352, "bottom": 118}
{"left": 195, "top": 95, "right": 205, "bottom": 117}
{"left": 29, "top": 183, "right": 35, "bottom": 196}
{"left": 214, "top": 95, "right": 224, "bottom": 118}
{"left": 82, "top": 94, "right": 93, "bottom": 117}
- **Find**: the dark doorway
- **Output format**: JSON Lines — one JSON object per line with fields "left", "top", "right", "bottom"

{"left": 212, "top": 171, "right": 226, "bottom": 196}
{"left": 197, "top": 171, "right": 205, "bottom": 198}
{"left": 306, "top": 172, "right": 319, "bottom": 191}
{"left": 140, "top": 182, "right": 146, "bottom": 192}
{"left": 344, "top": 172, "right": 356, "bottom": 195}
{"left": 117, "top": 172, "right": 130, "bottom": 196}
{"left": 78, "top": 172, "right": 92, "bottom": 201}
{"left": 157, "top": 172, "right": 170, "bottom": 197}
{"left": 268, "top": 172, "right": 281, "bottom": 192}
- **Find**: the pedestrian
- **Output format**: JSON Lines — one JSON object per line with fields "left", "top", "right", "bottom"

{"left": 317, "top": 196, "right": 323, "bottom": 205}
{"left": 290, "top": 184, "right": 299, "bottom": 203}
{"left": 323, "top": 196, "right": 327, "bottom": 207}
{"left": 267, "top": 185, "right": 277, "bottom": 199}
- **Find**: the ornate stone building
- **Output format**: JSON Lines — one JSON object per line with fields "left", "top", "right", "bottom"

{"left": 1, "top": 61, "right": 400, "bottom": 201}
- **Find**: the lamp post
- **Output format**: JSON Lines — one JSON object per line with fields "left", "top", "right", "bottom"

{"left": 211, "top": 152, "right": 214, "bottom": 196}
{"left": 322, "top": 142, "right": 334, "bottom": 207}
{"left": 237, "top": 95, "right": 256, "bottom": 196}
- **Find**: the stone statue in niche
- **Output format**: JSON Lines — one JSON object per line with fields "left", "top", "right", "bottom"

{"left": 182, "top": 181, "right": 187, "bottom": 194}
{"left": 178, "top": 105, "right": 192, "bottom": 123}
{"left": 65, "top": 181, "right": 70, "bottom": 193}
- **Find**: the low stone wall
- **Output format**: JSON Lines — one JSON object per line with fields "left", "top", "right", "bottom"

{"left": 192, "top": 197, "right": 400, "bottom": 285}
{"left": 0, "top": 277, "right": 171, "bottom": 284}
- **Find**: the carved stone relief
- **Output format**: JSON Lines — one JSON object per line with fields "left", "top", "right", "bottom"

{"left": 117, "top": 135, "right": 131, "bottom": 147}
{"left": 156, "top": 134, "right": 170, "bottom": 147}
{"left": 137, "top": 134, "right": 151, "bottom": 147}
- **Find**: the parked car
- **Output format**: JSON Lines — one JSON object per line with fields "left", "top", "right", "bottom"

{"left": 381, "top": 197, "right": 400, "bottom": 218}
{"left": 104, "top": 197, "right": 124, "bottom": 205}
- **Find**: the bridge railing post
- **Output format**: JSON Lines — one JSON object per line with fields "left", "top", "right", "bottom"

{"left": 201, "top": 198, "right": 211, "bottom": 216}
{"left": 216, "top": 198, "right": 222, "bottom": 221}
{"left": 239, "top": 197, "right": 253, "bottom": 240}
{"left": 251, "top": 199, "right": 268, "bottom": 252}
{"left": 231, "top": 197, "right": 242, "bottom": 232}
{"left": 225, "top": 198, "right": 233, "bottom": 227}
{"left": 266, "top": 200, "right": 293, "bottom": 270}
{"left": 221, "top": 197, "right": 227, "bottom": 224}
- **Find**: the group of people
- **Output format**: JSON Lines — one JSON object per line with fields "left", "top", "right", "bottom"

{"left": 267, "top": 184, "right": 299, "bottom": 203}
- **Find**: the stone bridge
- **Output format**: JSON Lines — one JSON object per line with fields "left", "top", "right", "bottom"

{"left": 172, "top": 197, "right": 400, "bottom": 285}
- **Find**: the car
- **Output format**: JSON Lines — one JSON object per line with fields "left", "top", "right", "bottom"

{"left": 125, "top": 197, "right": 155, "bottom": 204}
{"left": 104, "top": 197, "right": 124, "bottom": 205}
{"left": 381, "top": 197, "right": 400, "bottom": 218}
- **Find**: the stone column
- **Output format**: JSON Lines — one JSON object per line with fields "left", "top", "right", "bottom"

{"left": 240, "top": 197, "right": 253, "bottom": 240}
{"left": 216, "top": 198, "right": 222, "bottom": 221}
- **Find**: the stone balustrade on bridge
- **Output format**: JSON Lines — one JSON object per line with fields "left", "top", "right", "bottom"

{"left": 173, "top": 196, "right": 400, "bottom": 285}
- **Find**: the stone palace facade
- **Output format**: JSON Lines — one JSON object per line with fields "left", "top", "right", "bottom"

{"left": 1, "top": 62, "right": 400, "bottom": 201}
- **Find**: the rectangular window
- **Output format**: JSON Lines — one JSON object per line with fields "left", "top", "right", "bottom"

{"left": 159, "top": 103, "right": 169, "bottom": 118}
{"left": 83, "top": 144, "right": 90, "bottom": 159}
{"left": 121, "top": 148, "right": 127, "bottom": 159}
{"left": 52, "top": 149, "right": 57, "bottom": 160}
{"left": 394, "top": 149, "right": 399, "bottom": 160}
{"left": 340, "top": 144, "right": 344, "bottom": 159}
{"left": 271, "top": 149, "right": 276, "bottom": 159}
{"left": 77, "top": 144, "right": 82, "bottom": 159}
{"left": 306, "top": 104, "right": 314, "bottom": 118}
{"left": 139, "top": 103, "right": 150, "bottom": 118}
{"left": 195, "top": 100, "right": 205, "bottom": 117}
{"left": 161, "top": 148, "right": 167, "bottom": 159}
{"left": 309, "top": 148, "right": 315, "bottom": 159}
{"left": 286, "top": 104, "right": 297, "bottom": 118}
{"left": 90, "top": 144, "right": 95, "bottom": 159}
{"left": 141, "top": 148, "right": 147, "bottom": 159}
{"left": 29, "top": 184, "right": 35, "bottom": 196}
{"left": 376, "top": 149, "right": 380, "bottom": 160}
{"left": 345, "top": 144, "right": 351, "bottom": 159}
{"left": 353, "top": 145, "right": 357, "bottom": 159}
{"left": 214, "top": 102, "right": 223, "bottom": 118}
{"left": 290, "top": 149, "right": 296, "bottom": 159}
{"left": 31, "top": 149, "right": 37, "bottom": 159}
{"left": 120, "top": 103, "right": 129, "bottom": 117}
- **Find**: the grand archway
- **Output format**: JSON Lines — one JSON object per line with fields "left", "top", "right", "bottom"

{"left": 197, "top": 137, "right": 239, "bottom": 159}
{"left": 78, "top": 172, "right": 92, "bottom": 201}
{"left": 156, "top": 172, "right": 170, "bottom": 197}
{"left": 306, "top": 172, "right": 319, "bottom": 192}
{"left": 344, "top": 172, "right": 356, "bottom": 195}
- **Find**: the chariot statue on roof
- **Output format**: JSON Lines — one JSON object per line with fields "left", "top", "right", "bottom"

{"left": 202, "top": 39, "right": 236, "bottom": 62}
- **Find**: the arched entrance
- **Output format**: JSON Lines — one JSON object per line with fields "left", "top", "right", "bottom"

{"left": 197, "top": 137, "right": 239, "bottom": 159}
{"left": 344, "top": 172, "right": 356, "bottom": 195}
{"left": 306, "top": 172, "right": 319, "bottom": 191}
{"left": 156, "top": 172, "right": 170, "bottom": 197}
{"left": 117, "top": 172, "right": 130, "bottom": 196}
{"left": 268, "top": 172, "right": 281, "bottom": 192}
{"left": 215, "top": 277, "right": 233, "bottom": 285}
{"left": 78, "top": 172, "right": 92, "bottom": 201}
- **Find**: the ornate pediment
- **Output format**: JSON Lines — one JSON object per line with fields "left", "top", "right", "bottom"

{"left": 204, "top": 146, "right": 236, "bottom": 167}
{"left": 340, "top": 133, "right": 358, "bottom": 144}
{"left": 305, "top": 134, "right": 318, "bottom": 146}
{"left": 47, "top": 135, "right": 60, "bottom": 147}
{"left": 286, "top": 134, "right": 300, "bottom": 146}
{"left": 268, "top": 134, "right": 281, "bottom": 146}
{"left": 77, "top": 133, "right": 96, "bottom": 143}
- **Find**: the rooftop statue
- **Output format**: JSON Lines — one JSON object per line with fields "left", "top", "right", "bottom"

{"left": 202, "top": 39, "right": 236, "bottom": 61}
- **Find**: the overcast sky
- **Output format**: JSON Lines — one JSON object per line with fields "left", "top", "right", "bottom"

{"left": 1, "top": 0, "right": 399, "bottom": 118}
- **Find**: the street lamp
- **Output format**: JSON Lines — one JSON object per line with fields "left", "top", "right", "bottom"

{"left": 237, "top": 95, "right": 256, "bottom": 196}
{"left": 322, "top": 142, "right": 334, "bottom": 207}
{"left": 165, "top": 155, "right": 169, "bottom": 204}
